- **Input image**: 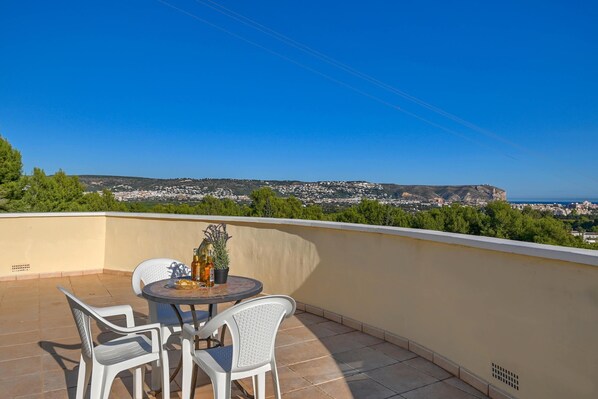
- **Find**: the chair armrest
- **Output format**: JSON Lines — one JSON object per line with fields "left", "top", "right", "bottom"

{"left": 183, "top": 312, "right": 227, "bottom": 340}
{"left": 182, "top": 324, "right": 200, "bottom": 341}
{"left": 99, "top": 316, "right": 161, "bottom": 336}
{"left": 91, "top": 304, "right": 135, "bottom": 327}
{"left": 97, "top": 317, "right": 163, "bottom": 350}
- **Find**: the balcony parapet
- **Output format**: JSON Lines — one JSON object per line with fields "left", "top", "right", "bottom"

{"left": 1, "top": 212, "right": 597, "bottom": 398}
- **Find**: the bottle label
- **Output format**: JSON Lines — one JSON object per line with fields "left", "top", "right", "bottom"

{"left": 209, "top": 268, "right": 214, "bottom": 283}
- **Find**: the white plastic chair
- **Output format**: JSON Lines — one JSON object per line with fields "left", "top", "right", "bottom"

{"left": 58, "top": 286, "right": 167, "bottom": 399}
{"left": 132, "top": 258, "right": 211, "bottom": 389}
{"left": 180, "top": 295, "right": 296, "bottom": 399}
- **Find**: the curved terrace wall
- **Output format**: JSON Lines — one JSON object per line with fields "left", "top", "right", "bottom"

{"left": 1, "top": 212, "right": 597, "bottom": 399}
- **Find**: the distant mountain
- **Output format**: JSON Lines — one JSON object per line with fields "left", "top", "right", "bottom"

{"left": 77, "top": 175, "right": 506, "bottom": 206}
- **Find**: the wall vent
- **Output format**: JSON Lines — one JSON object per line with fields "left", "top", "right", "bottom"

{"left": 11, "top": 264, "right": 31, "bottom": 273}
{"left": 492, "top": 362, "right": 519, "bottom": 391}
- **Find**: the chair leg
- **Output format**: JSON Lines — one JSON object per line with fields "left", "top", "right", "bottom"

{"left": 153, "top": 328, "right": 171, "bottom": 390}
{"left": 181, "top": 350, "right": 193, "bottom": 399}
{"left": 212, "top": 374, "right": 231, "bottom": 399}
{"left": 133, "top": 367, "right": 144, "bottom": 399}
{"left": 75, "top": 355, "right": 92, "bottom": 399}
{"left": 161, "top": 350, "right": 171, "bottom": 399}
{"left": 255, "top": 372, "right": 266, "bottom": 399}
{"left": 271, "top": 361, "right": 282, "bottom": 399}
{"left": 89, "top": 365, "right": 106, "bottom": 399}
{"left": 100, "top": 369, "right": 116, "bottom": 399}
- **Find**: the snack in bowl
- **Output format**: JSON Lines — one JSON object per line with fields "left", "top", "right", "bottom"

{"left": 174, "top": 279, "right": 199, "bottom": 290}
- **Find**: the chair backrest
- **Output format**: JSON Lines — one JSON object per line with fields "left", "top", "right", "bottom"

{"left": 217, "top": 295, "right": 295, "bottom": 373}
{"left": 131, "top": 258, "right": 190, "bottom": 296}
{"left": 57, "top": 286, "right": 101, "bottom": 360}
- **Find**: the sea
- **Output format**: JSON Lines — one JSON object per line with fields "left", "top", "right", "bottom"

{"left": 510, "top": 199, "right": 598, "bottom": 205}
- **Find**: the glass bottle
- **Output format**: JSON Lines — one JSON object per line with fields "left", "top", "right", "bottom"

{"left": 199, "top": 257, "right": 206, "bottom": 284}
{"left": 204, "top": 254, "right": 215, "bottom": 287}
{"left": 198, "top": 239, "right": 211, "bottom": 284}
{"left": 191, "top": 248, "right": 201, "bottom": 281}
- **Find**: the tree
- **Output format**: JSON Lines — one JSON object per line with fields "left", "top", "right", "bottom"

{"left": 14, "top": 168, "right": 87, "bottom": 212}
{"left": 83, "top": 190, "right": 127, "bottom": 211}
{"left": 195, "top": 196, "right": 244, "bottom": 216}
{"left": 334, "top": 206, "right": 367, "bottom": 224}
{"left": 0, "top": 136, "right": 24, "bottom": 210}
{"left": 302, "top": 204, "right": 325, "bottom": 220}
{"left": 0, "top": 136, "right": 22, "bottom": 185}
{"left": 249, "top": 187, "right": 278, "bottom": 217}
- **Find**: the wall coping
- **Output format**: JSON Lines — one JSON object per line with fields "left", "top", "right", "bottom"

{"left": 2, "top": 211, "right": 597, "bottom": 267}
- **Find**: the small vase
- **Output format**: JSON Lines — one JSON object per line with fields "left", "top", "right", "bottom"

{"left": 214, "top": 268, "right": 229, "bottom": 284}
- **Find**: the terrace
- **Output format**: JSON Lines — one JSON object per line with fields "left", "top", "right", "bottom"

{"left": 0, "top": 273, "right": 486, "bottom": 399}
{"left": 1, "top": 212, "right": 597, "bottom": 399}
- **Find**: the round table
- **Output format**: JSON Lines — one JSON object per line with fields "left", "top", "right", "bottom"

{"left": 142, "top": 275, "right": 263, "bottom": 398}
{"left": 142, "top": 275, "right": 263, "bottom": 306}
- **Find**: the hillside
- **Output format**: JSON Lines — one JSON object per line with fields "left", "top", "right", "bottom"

{"left": 78, "top": 175, "right": 506, "bottom": 206}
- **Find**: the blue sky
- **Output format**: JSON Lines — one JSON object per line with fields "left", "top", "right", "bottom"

{"left": 1, "top": 1, "right": 597, "bottom": 199}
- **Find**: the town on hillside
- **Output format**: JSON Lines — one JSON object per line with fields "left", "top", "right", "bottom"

{"left": 78, "top": 175, "right": 506, "bottom": 210}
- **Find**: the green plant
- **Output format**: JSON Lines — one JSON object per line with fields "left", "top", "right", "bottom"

{"left": 203, "top": 223, "right": 232, "bottom": 269}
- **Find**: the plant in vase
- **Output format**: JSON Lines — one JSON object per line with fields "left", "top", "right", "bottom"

{"left": 203, "top": 223, "right": 232, "bottom": 284}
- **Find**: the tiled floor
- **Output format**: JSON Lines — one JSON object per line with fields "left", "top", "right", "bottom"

{"left": 0, "top": 274, "right": 489, "bottom": 399}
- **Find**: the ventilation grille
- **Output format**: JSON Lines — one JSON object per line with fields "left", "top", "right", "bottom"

{"left": 492, "top": 362, "right": 519, "bottom": 390}
{"left": 11, "top": 264, "right": 31, "bottom": 273}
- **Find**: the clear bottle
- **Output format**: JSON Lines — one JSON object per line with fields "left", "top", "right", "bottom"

{"left": 191, "top": 248, "right": 201, "bottom": 281}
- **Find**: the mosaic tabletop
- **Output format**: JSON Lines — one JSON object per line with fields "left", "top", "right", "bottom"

{"left": 142, "top": 275, "right": 263, "bottom": 305}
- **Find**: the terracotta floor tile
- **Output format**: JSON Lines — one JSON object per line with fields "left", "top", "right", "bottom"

{"left": 289, "top": 355, "right": 357, "bottom": 384}
{"left": 370, "top": 342, "right": 417, "bottom": 362}
{"left": 37, "top": 303, "right": 69, "bottom": 314}
{"left": 14, "top": 393, "right": 44, "bottom": 399}
{"left": 318, "top": 321, "right": 355, "bottom": 335}
{"left": 0, "top": 372, "right": 43, "bottom": 397}
{"left": 365, "top": 363, "right": 438, "bottom": 394}
{"left": 305, "top": 323, "right": 340, "bottom": 338}
{"left": 39, "top": 336, "right": 81, "bottom": 354}
{"left": 320, "top": 333, "right": 371, "bottom": 354}
{"left": 401, "top": 381, "right": 484, "bottom": 399}
{"left": 42, "top": 369, "right": 78, "bottom": 392}
{"left": 2, "top": 291, "right": 40, "bottom": 302}
{"left": 444, "top": 377, "right": 490, "bottom": 399}
{"left": 0, "top": 356, "right": 42, "bottom": 380}
{"left": 37, "top": 277, "right": 72, "bottom": 287}
{"left": 277, "top": 324, "right": 337, "bottom": 347}
{"left": 295, "top": 312, "right": 328, "bottom": 326}
{"left": 276, "top": 329, "right": 306, "bottom": 348}
{"left": 0, "top": 341, "right": 45, "bottom": 361}
{"left": 41, "top": 352, "right": 79, "bottom": 372}
{"left": 1, "top": 300, "right": 40, "bottom": 311}
{"left": 282, "top": 385, "right": 331, "bottom": 399}
{"left": 0, "top": 330, "right": 40, "bottom": 347}
{"left": 237, "top": 366, "right": 312, "bottom": 397}
{"left": 276, "top": 340, "right": 331, "bottom": 366}
{"left": 280, "top": 315, "right": 308, "bottom": 331}
{"left": 333, "top": 346, "right": 398, "bottom": 373}
{"left": 38, "top": 317, "right": 75, "bottom": 330}
{"left": 403, "top": 357, "right": 452, "bottom": 380}
{"left": 0, "top": 311, "right": 40, "bottom": 323}
{"left": 0, "top": 320, "right": 38, "bottom": 335}
{"left": 317, "top": 373, "right": 396, "bottom": 399}
{"left": 39, "top": 326, "right": 79, "bottom": 341}
{"left": 42, "top": 389, "right": 70, "bottom": 399}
